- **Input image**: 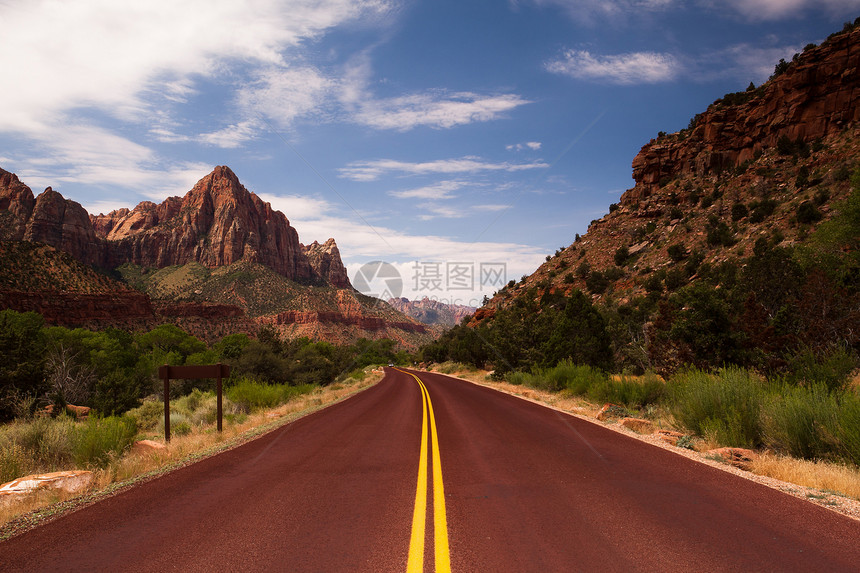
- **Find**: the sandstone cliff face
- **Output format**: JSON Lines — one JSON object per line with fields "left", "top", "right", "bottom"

{"left": 302, "top": 238, "right": 351, "bottom": 288}
{"left": 625, "top": 26, "right": 860, "bottom": 204}
{"left": 24, "top": 187, "right": 108, "bottom": 268}
{"left": 0, "top": 169, "right": 35, "bottom": 240}
{"left": 387, "top": 296, "right": 475, "bottom": 326}
{"left": 0, "top": 165, "right": 350, "bottom": 287}
{"left": 96, "top": 166, "right": 315, "bottom": 280}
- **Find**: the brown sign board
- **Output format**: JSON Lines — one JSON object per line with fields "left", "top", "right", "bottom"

{"left": 158, "top": 364, "right": 231, "bottom": 380}
{"left": 160, "top": 363, "right": 231, "bottom": 441}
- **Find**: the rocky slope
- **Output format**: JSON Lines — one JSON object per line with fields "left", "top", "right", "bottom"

{"left": 302, "top": 238, "right": 351, "bottom": 288}
{"left": 388, "top": 297, "right": 475, "bottom": 327}
{"left": 1, "top": 165, "right": 348, "bottom": 287}
{"left": 0, "top": 166, "right": 429, "bottom": 346}
{"left": 474, "top": 23, "right": 860, "bottom": 324}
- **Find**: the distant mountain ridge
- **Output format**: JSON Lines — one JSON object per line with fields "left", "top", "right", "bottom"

{"left": 1, "top": 165, "right": 348, "bottom": 287}
{"left": 0, "top": 166, "right": 431, "bottom": 348}
{"left": 388, "top": 297, "right": 475, "bottom": 327}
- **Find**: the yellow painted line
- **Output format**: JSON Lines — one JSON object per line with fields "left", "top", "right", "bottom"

{"left": 399, "top": 369, "right": 451, "bottom": 573}
{"left": 406, "top": 376, "right": 429, "bottom": 573}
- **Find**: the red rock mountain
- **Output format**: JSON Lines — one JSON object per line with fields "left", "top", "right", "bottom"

{"left": 475, "top": 23, "right": 860, "bottom": 325}
{"left": 0, "top": 165, "right": 350, "bottom": 288}
{"left": 302, "top": 238, "right": 351, "bottom": 288}
{"left": 387, "top": 297, "right": 475, "bottom": 327}
{"left": 627, "top": 27, "right": 860, "bottom": 204}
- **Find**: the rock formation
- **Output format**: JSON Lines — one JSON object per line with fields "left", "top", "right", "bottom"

{"left": 387, "top": 297, "right": 475, "bottom": 326}
{"left": 625, "top": 26, "right": 860, "bottom": 204}
{"left": 0, "top": 165, "right": 351, "bottom": 288}
{"left": 302, "top": 238, "right": 351, "bottom": 288}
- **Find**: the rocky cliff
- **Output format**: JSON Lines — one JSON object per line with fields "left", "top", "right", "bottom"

{"left": 626, "top": 25, "right": 860, "bottom": 204}
{"left": 387, "top": 297, "right": 475, "bottom": 327}
{"left": 93, "top": 166, "right": 318, "bottom": 281}
{"left": 0, "top": 165, "right": 350, "bottom": 289}
{"left": 302, "top": 238, "right": 351, "bottom": 288}
{"left": 475, "top": 22, "right": 860, "bottom": 326}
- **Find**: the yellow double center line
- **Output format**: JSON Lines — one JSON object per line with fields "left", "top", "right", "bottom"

{"left": 398, "top": 369, "right": 451, "bottom": 573}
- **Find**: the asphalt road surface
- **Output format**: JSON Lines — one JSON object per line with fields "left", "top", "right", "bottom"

{"left": 2, "top": 368, "right": 859, "bottom": 572}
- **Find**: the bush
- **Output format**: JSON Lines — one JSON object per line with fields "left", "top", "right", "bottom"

{"left": 784, "top": 347, "right": 857, "bottom": 393}
{"left": 668, "top": 367, "right": 764, "bottom": 448}
{"left": 762, "top": 384, "right": 839, "bottom": 460}
{"left": 588, "top": 373, "right": 666, "bottom": 409}
{"left": 797, "top": 201, "right": 823, "bottom": 224}
{"left": 837, "top": 392, "right": 860, "bottom": 466}
{"left": 731, "top": 203, "right": 748, "bottom": 222}
{"left": 72, "top": 415, "right": 137, "bottom": 468}
{"left": 225, "top": 378, "right": 313, "bottom": 412}
{"left": 127, "top": 399, "right": 164, "bottom": 431}
{"left": 668, "top": 243, "right": 687, "bottom": 263}
{"left": 614, "top": 246, "right": 630, "bottom": 266}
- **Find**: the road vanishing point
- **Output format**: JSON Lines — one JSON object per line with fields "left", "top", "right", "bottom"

{"left": 2, "top": 368, "right": 859, "bottom": 572}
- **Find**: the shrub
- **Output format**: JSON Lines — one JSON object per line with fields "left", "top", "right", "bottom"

{"left": 731, "top": 202, "right": 748, "bottom": 222}
{"left": 614, "top": 246, "right": 630, "bottom": 266}
{"left": 668, "top": 367, "right": 764, "bottom": 448}
{"left": 667, "top": 243, "right": 687, "bottom": 263}
{"left": 225, "top": 378, "right": 314, "bottom": 412}
{"left": 836, "top": 392, "right": 860, "bottom": 466}
{"left": 796, "top": 201, "right": 823, "bottom": 224}
{"left": 762, "top": 384, "right": 839, "bottom": 460}
{"left": 126, "top": 399, "right": 164, "bottom": 431}
{"left": 72, "top": 415, "right": 137, "bottom": 468}
{"left": 784, "top": 347, "right": 857, "bottom": 393}
{"left": 585, "top": 271, "right": 609, "bottom": 294}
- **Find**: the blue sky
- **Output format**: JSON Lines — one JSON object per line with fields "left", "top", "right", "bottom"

{"left": 1, "top": 0, "right": 859, "bottom": 305}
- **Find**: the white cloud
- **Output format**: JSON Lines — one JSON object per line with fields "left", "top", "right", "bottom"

{"left": 339, "top": 156, "right": 550, "bottom": 181}
{"left": 269, "top": 194, "right": 546, "bottom": 301}
{"left": 238, "top": 66, "right": 337, "bottom": 128}
{"left": 339, "top": 53, "right": 531, "bottom": 130}
{"left": 546, "top": 50, "right": 681, "bottom": 84}
{"left": 526, "top": 0, "right": 675, "bottom": 24}
{"left": 0, "top": 0, "right": 387, "bottom": 134}
{"left": 352, "top": 92, "right": 532, "bottom": 130}
{"left": 718, "top": 0, "right": 860, "bottom": 20}
{"left": 198, "top": 120, "right": 261, "bottom": 149}
{"left": 0, "top": 0, "right": 389, "bottom": 190}
{"left": 507, "top": 141, "right": 542, "bottom": 152}
{"left": 694, "top": 43, "right": 802, "bottom": 83}
{"left": 389, "top": 181, "right": 465, "bottom": 200}
{"left": 256, "top": 193, "right": 335, "bottom": 222}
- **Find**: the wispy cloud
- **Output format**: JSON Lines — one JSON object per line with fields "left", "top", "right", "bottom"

{"left": 718, "top": 0, "right": 860, "bottom": 20}
{"left": 238, "top": 66, "right": 336, "bottom": 128}
{"left": 506, "top": 141, "right": 542, "bottom": 152}
{"left": 0, "top": 0, "right": 389, "bottom": 190}
{"left": 524, "top": 0, "right": 675, "bottom": 25}
{"left": 339, "top": 156, "right": 550, "bottom": 181}
{"left": 389, "top": 181, "right": 465, "bottom": 200}
{"left": 546, "top": 50, "right": 681, "bottom": 84}
{"left": 352, "top": 92, "right": 532, "bottom": 130}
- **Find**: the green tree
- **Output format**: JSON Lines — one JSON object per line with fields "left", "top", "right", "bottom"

{"left": 0, "top": 310, "right": 48, "bottom": 420}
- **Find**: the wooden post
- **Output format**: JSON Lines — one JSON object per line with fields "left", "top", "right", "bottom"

{"left": 162, "top": 366, "right": 171, "bottom": 442}
{"left": 217, "top": 363, "right": 223, "bottom": 433}
{"left": 157, "top": 364, "right": 230, "bottom": 443}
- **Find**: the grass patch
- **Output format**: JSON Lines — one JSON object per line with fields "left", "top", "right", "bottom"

{"left": 0, "top": 372, "right": 383, "bottom": 534}
{"left": 751, "top": 453, "right": 860, "bottom": 501}
{"left": 668, "top": 367, "right": 765, "bottom": 448}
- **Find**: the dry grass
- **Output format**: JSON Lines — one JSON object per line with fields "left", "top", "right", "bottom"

{"left": 0, "top": 373, "right": 382, "bottom": 532}
{"left": 438, "top": 366, "right": 860, "bottom": 504}
{"left": 750, "top": 453, "right": 860, "bottom": 500}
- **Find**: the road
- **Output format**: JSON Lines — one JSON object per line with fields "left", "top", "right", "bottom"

{"left": 2, "top": 368, "right": 859, "bottom": 572}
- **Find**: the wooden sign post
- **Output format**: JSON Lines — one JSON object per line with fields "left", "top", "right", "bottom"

{"left": 158, "top": 363, "right": 231, "bottom": 442}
